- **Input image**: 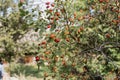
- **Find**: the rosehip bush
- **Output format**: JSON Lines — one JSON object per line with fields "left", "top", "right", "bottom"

{"left": 36, "top": 0, "right": 120, "bottom": 79}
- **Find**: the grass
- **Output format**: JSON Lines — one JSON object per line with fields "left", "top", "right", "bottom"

{"left": 5, "top": 62, "right": 46, "bottom": 80}
{"left": 10, "top": 64, "right": 42, "bottom": 78}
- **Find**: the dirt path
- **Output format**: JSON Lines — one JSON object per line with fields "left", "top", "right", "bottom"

{"left": 3, "top": 72, "right": 19, "bottom": 80}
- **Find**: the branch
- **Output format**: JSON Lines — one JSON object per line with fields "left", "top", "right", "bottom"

{"left": 97, "top": 42, "right": 120, "bottom": 51}
{"left": 78, "top": 42, "right": 120, "bottom": 68}
{"left": 79, "top": 42, "right": 120, "bottom": 54}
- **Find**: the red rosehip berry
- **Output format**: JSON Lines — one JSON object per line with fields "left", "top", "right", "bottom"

{"left": 46, "top": 2, "right": 50, "bottom": 5}
{"left": 99, "top": 0, "right": 104, "bottom": 3}
{"left": 35, "top": 56, "right": 40, "bottom": 61}
{"left": 47, "top": 25, "right": 51, "bottom": 28}
{"left": 54, "top": 38, "right": 60, "bottom": 43}
{"left": 41, "top": 41, "right": 46, "bottom": 45}
{"left": 105, "top": 33, "right": 111, "bottom": 38}
{"left": 46, "top": 6, "right": 50, "bottom": 9}
{"left": 20, "top": 0, "right": 24, "bottom": 3}
{"left": 51, "top": 3, "right": 54, "bottom": 7}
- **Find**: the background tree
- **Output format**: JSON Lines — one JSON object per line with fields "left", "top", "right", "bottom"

{"left": 0, "top": 0, "right": 43, "bottom": 62}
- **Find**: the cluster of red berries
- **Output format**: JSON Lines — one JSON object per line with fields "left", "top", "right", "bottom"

{"left": 45, "top": 2, "right": 54, "bottom": 9}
